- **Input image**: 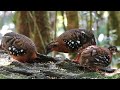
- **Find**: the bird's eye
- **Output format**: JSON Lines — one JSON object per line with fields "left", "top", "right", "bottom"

{"left": 53, "top": 44, "right": 57, "bottom": 47}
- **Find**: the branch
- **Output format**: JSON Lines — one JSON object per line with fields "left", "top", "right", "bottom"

{"left": 28, "top": 11, "right": 46, "bottom": 53}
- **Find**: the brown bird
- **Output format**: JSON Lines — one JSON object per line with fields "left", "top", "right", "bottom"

{"left": 76, "top": 45, "right": 119, "bottom": 71}
{"left": 1, "top": 32, "right": 56, "bottom": 63}
{"left": 1, "top": 32, "right": 38, "bottom": 63}
{"left": 46, "top": 29, "right": 96, "bottom": 62}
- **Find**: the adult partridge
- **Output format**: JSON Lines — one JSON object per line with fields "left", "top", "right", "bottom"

{"left": 46, "top": 29, "right": 96, "bottom": 62}
{"left": 1, "top": 32, "right": 38, "bottom": 63}
{"left": 1, "top": 32, "right": 56, "bottom": 63}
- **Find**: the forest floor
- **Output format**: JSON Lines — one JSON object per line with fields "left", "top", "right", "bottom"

{"left": 0, "top": 52, "right": 120, "bottom": 79}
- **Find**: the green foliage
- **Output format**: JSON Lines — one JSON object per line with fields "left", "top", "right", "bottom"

{"left": 13, "top": 11, "right": 17, "bottom": 24}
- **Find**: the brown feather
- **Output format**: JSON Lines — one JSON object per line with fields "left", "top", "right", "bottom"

{"left": 46, "top": 29, "right": 96, "bottom": 54}
{"left": 1, "top": 32, "right": 38, "bottom": 62}
{"left": 79, "top": 45, "right": 117, "bottom": 70}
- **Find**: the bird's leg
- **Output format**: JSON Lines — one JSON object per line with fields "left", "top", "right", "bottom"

{"left": 72, "top": 53, "right": 81, "bottom": 63}
{"left": 72, "top": 48, "right": 84, "bottom": 63}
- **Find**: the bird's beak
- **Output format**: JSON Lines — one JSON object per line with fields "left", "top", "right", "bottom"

{"left": 113, "top": 50, "right": 120, "bottom": 55}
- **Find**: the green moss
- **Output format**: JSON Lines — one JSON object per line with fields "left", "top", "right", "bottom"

{"left": 0, "top": 74, "right": 9, "bottom": 79}
{"left": 104, "top": 74, "right": 120, "bottom": 79}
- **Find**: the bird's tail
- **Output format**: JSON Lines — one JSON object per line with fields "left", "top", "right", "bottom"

{"left": 99, "top": 67, "right": 116, "bottom": 73}
{"left": 34, "top": 53, "right": 58, "bottom": 63}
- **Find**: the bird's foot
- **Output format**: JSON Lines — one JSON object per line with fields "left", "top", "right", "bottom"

{"left": 72, "top": 59, "right": 80, "bottom": 64}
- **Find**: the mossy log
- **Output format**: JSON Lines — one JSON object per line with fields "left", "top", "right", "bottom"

{"left": 0, "top": 51, "right": 120, "bottom": 79}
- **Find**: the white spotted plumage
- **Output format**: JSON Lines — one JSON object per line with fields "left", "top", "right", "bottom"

{"left": 20, "top": 49, "right": 24, "bottom": 52}
{"left": 81, "top": 31, "right": 85, "bottom": 34}
{"left": 9, "top": 52, "right": 12, "bottom": 54}
{"left": 8, "top": 47, "right": 12, "bottom": 50}
{"left": 64, "top": 39, "right": 82, "bottom": 50}
{"left": 77, "top": 40, "right": 80, "bottom": 44}
{"left": 7, "top": 45, "right": 25, "bottom": 56}
{"left": 95, "top": 58, "right": 99, "bottom": 61}
{"left": 12, "top": 47, "right": 16, "bottom": 51}
{"left": 71, "top": 41, "right": 74, "bottom": 44}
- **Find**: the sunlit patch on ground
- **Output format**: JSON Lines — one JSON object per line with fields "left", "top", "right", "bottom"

{"left": 0, "top": 53, "right": 12, "bottom": 66}
{"left": 0, "top": 58, "right": 12, "bottom": 66}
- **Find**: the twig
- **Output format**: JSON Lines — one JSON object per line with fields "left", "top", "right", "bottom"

{"left": 61, "top": 11, "right": 66, "bottom": 31}
{"left": 54, "top": 11, "right": 57, "bottom": 40}
{"left": 26, "top": 12, "right": 33, "bottom": 38}
{"left": 28, "top": 11, "right": 46, "bottom": 53}
{"left": 89, "top": 11, "right": 93, "bottom": 30}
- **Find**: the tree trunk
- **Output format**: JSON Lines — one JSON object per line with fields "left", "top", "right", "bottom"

{"left": 15, "top": 11, "right": 31, "bottom": 37}
{"left": 15, "top": 11, "right": 51, "bottom": 54}
{"left": 89, "top": 11, "right": 93, "bottom": 30}
{"left": 65, "top": 11, "right": 79, "bottom": 58}
{"left": 32, "top": 11, "right": 51, "bottom": 53}
{"left": 66, "top": 11, "right": 79, "bottom": 30}
{"left": 108, "top": 11, "right": 120, "bottom": 46}
{"left": 61, "top": 11, "right": 66, "bottom": 31}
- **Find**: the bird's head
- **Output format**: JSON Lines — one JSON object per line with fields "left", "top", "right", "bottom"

{"left": 108, "top": 45, "right": 119, "bottom": 54}
{"left": 1, "top": 34, "right": 14, "bottom": 50}
{"left": 45, "top": 41, "right": 59, "bottom": 54}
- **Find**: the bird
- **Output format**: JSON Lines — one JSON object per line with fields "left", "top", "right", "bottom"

{"left": 1, "top": 32, "right": 38, "bottom": 63}
{"left": 1, "top": 32, "right": 57, "bottom": 63}
{"left": 76, "top": 45, "right": 119, "bottom": 71}
{"left": 46, "top": 29, "right": 96, "bottom": 62}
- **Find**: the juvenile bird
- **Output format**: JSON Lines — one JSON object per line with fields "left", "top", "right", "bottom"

{"left": 46, "top": 29, "right": 96, "bottom": 62}
{"left": 77, "top": 45, "right": 119, "bottom": 71}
